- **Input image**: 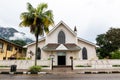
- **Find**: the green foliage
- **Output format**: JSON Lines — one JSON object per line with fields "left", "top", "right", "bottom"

{"left": 0, "top": 65, "right": 9, "bottom": 68}
{"left": 41, "top": 65, "right": 49, "bottom": 67}
{"left": 19, "top": 2, "right": 54, "bottom": 66}
{"left": 111, "top": 50, "right": 120, "bottom": 59}
{"left": 106, "top": 28, "right": 120, "bottom": 49}
{"left": 75, "top": 65, "right": 91, "bottom": 67}
{"left": 28, "top": 65, "right": 42, "bottom": 73}
{"left": 11, "top": 39, "right": 26, "bottom": 46}
{"left": 112, "top": 65, "right": 120, "bottom": 67}
{"left": 96, "top": 28, "right": 120, "bottom": 59}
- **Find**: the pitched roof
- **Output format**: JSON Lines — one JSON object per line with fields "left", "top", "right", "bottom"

{"left": 42, "top": 43, "right": 81, "bottom": 51}
{"left": 77, "top": 37, "right": 96, "bottom": 46}
{"left": 47, "top": 21, "right": 77, "bottom": 36}
{"left": 64, "top": 43, "right": 81, "bottom": 51}
{"left": 24, "top": 37, "right": 45, "bottom": 48}
{"left": 24, "top": 21, "right": 97, "bottom": 47}
{"left": 0, "top": 37, "right": 22, "bottom": 47}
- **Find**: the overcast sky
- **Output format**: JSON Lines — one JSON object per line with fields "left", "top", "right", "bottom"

{"left": 0, "top": 0, "right": 120, "bottom": 43}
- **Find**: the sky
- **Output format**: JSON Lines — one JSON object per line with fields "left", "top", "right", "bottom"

{"left": 0, "top": 0, "right": 120, "bottom": 43}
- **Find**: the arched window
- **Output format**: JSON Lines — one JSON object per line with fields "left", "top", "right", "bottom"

{"left": 82, "top": 47, "right": 88, "bottom": 60}
{"left": 58, "top": 31, "right": 65, "bottom": 44}
{"left": 37, "top": 47, "right": 41, "bottom": 60}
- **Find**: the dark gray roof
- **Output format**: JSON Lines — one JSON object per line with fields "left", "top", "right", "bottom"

{"left": 42, "top": 43, "right": 81, "bottom": 51}
{"left": 0, "top": 37, "right": 22, "bottom": 48}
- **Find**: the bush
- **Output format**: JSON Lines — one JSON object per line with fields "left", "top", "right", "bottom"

{"left": 28, "top": 65, "right": 42, "bottom": 73}
{"left": 111, "top": 50, "right": 120, "bottom": 59}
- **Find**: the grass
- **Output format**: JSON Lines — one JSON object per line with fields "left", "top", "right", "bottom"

{"left": 76, "top": 65, "right": 91, "bottom": 67}
{"left": 0, "top": 65, "right": 10, "bottom": 68}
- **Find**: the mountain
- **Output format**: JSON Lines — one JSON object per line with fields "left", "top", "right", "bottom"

{"left": 0, "top": 26, "right": 34, "bottom": 44}
{"left": 0, "top": 27, "right": 18, "bottom": 39}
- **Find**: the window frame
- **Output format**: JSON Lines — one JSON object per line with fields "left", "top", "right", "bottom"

{"left": 7, "top": 44, "right": 13, "bottom": 51}
{"left": 0, "top": 42, "right": 3, "bottom": 49}
{"left": 58, "top": 31, "right": 65, "bottom": 44}
{"left": 82, "top": 47, "right": 88, "bottom": 60}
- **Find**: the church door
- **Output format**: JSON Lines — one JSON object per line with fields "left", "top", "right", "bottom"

{"left": 57, "top": 52, "right": 66, "bottom": 65}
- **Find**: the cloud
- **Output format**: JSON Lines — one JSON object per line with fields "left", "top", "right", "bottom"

{"left": 1, "top": 0, "right": 120, "bottom": 43}
{"left": 9, "top": 32, "right": 26, "bottom": 40}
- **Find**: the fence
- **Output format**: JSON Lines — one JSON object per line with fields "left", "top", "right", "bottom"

{"left": 1, "top": 59, "right": 120, "bottom": 70}
{"left": 0, "top": 60, "right": 51, "bottom": 69}
{"left": 73, "top": 59, "right": 120, "bottom": 69}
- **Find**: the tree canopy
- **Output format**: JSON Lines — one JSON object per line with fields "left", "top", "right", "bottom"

{"left": 96, "top": 28, "right": 120, "bottom": 59}
{"left": 19, "top": 2, "right": 54, "bottom": 65}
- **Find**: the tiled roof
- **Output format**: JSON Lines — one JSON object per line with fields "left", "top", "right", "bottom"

{"left": 42, "top": 43, "right": 81, "bottom": 51}
{"left": 64, "top": 44, "right": 81, "bottom": 51}
{"left": 42, "top": 43, "right": 59, "bottom": 51}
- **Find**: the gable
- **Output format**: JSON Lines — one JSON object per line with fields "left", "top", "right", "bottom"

{"left": 47, "top": 21, "right": 76, "bottom": 36}
{"left": 77, "top": 37, "right": 96, "bottom": 47}
{"left": 46, "top": 21, "right": 77, "bottom": 44}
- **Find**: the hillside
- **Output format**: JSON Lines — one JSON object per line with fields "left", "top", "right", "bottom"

{"left": 0, "top": 26, "right": 33, "bottom": 44}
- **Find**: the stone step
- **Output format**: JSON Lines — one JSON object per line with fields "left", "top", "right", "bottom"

{"left": 52, "top": 66, "right": 72, "bottom": 72}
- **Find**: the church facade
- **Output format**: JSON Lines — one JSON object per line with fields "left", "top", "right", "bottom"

{"left": 25, "top": 21, "right": 98, "bottom": 66}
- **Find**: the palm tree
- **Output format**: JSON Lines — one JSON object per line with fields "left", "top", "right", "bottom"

{"left": 19, "top": 2, "right": 54, "bottom": 66}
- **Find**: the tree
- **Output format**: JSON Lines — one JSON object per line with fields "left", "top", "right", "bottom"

{"left": 19, "top": 2, "right": 54, "bottom": 65}
{"left": 96, "top": 28, "right": 120, "bottom": 59}
{"left": 106, "top": 28, "right": 120, "bottom": 50}
{"left": 96, "top": 34, "right": 111, "bottom": 58}
{"left": 11, "top": 39, "right": 26, "bottom": 46}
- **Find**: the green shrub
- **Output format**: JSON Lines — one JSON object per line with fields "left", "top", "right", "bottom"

{"left": 0, "top": 65, "right": 9, "bottom": 68}
{"left": 111, "top": 50, "right": 120, "bottom": 59}
{"left": 76, "top": 65, "right": 91, "bottom": 67}
{"left": 28, "top": 65, "right": 42, "bottom": 73}
{"left": 112, "top": 65, "right": 120, "bottom": 67}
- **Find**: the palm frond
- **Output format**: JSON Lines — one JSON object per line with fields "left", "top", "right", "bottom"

{"left": 37, "top": 3, "right": 48, "bottom": 14}
{"left": 19, "top": 2, "right": 54, "bottom": 35}
{"left": 27, "top": 2, "right": 35, "bottom": 13}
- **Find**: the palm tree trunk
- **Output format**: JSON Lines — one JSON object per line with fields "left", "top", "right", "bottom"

{"left": 35, "top": 32, "right": 39, "bottom": 66}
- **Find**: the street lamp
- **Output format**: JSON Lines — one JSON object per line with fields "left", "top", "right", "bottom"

{"left": 50, "top": 54, "right": 55, "bottom": 70}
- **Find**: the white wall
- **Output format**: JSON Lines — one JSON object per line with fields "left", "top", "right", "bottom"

{"left": 26, "top": 22, "right": 98, "bottom": 65}
{"left": 46, "top": 24, "right": 77, "bottom": 44}
{"left": 0, "top": 60, "right": 51, "bottom": 69}
{"left": 78, "top": 40, "right": 97, "bottom": 60}
{"left": 26, "top": 40, "right": 46, "bottom": 60}
{"left": 1, "top": 59, "right": 120, "bottom": 70}
{"left": 73, "top": 59, "right": 120, "bottom": 69}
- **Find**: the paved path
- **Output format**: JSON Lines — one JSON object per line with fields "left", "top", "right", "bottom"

{"left": 0, "top": 73, "right": 120, "bottom": 80}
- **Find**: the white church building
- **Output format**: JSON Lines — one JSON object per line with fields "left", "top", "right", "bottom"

{"left": 25, "top": 21, "right": 98, "bottom": 66}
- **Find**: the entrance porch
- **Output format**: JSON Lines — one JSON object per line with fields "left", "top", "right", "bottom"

{"left": 42, "top": 43, "right": 81, "bottom": 66}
